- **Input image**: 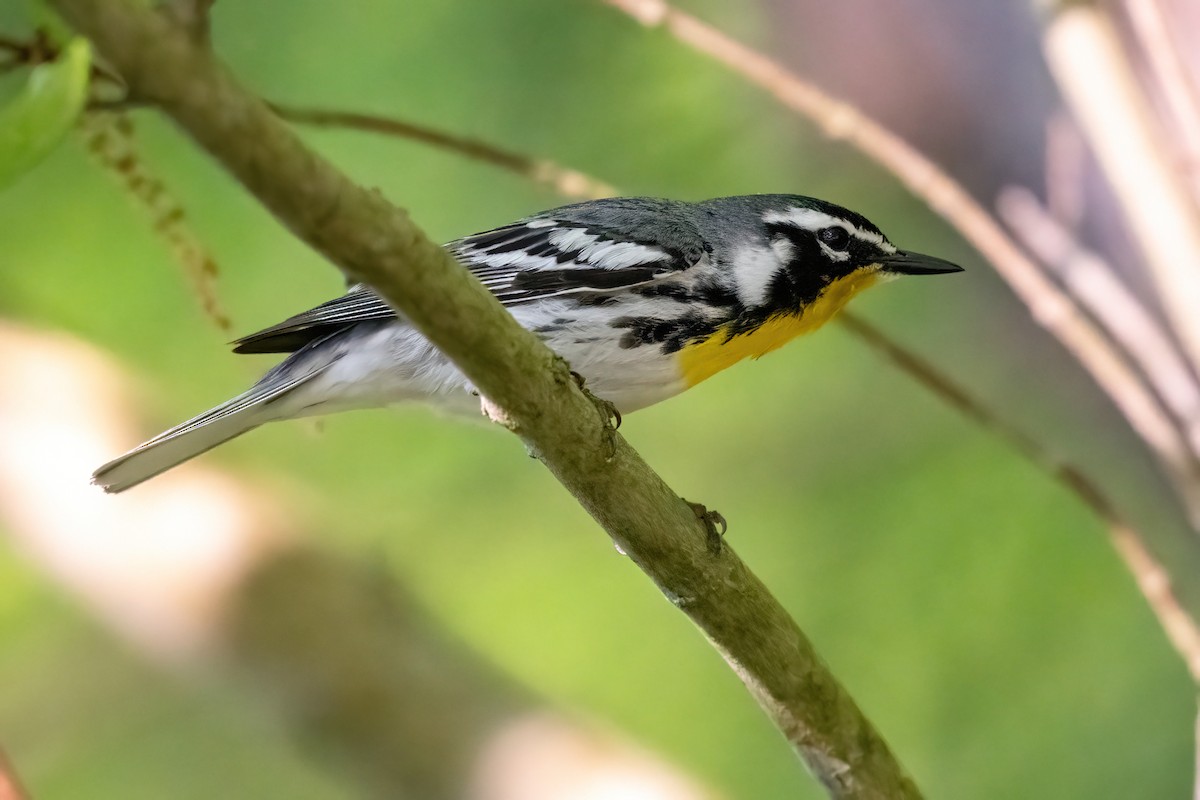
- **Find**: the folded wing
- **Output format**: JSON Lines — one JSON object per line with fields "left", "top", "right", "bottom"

{"left": 232, "top": 215, "right": 708, "bottom": 355}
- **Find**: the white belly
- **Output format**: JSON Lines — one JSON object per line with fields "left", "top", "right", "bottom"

{"left": 272, "top": 309, "right": 688, "bottom": 421}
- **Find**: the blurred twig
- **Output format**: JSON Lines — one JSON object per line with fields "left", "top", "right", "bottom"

{"left": 271, "top": 103, "right": 617, "bottom": 201}
{"left": 996, "top": 187, "right": 1200, "bottom": 678}
{"left": 998, "top": 188, "right": 1200, "bottom": 460}
{"left": 0, "top": 31, "right": 53, "bottom": 70}
{"left": 1041, "top": 3, "right": 1200, "bottom": 374}
{"left": 78, "top": 110, "right": 232, "bottom": 332}
{"left": 841, "top": 312, "right": 1200, "bottom": 682}
{"left": 1044, "top": 114, "right": 1086, "bottom": 229}
{"left": 1123, "top": 0, "right": 1200, "bottom": 203}
{"left": 48, "top": 1, "right": 920, "bottom": 797}
{"left": 593, "top": 0, "right": 1200, "bottom": 529}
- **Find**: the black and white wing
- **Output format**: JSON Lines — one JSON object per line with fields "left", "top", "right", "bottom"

{"left": 232, "top": 213, "right": 709, "bottom": 354}
{"left": 450, "top": 218, "right": 705, "bottom": 302}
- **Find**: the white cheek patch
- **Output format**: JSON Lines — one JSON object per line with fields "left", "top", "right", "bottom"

{"left": 733, "top": 243, "right": 785, "bottom": 308}
{"left": 763, "top": 207, "right": 897, "bottom": 253}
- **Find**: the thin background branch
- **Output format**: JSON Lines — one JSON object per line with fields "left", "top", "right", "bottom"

{"left": 844, "top": 311, "right": 1200, "bottom": 682}
{"left": 592, "top": 1, "right": 1200, "bottom": 531}
{"left": 999, "top": 187, "right": 1200, "bottom": 458}
{"left": 1043, "top": 114, "right": 1087, "bottom": 228}
{"left": 1122, "top": 0, "right": 1200, "bottom": 204}
{"left": 79, "top": 110, "right": 231, "bottom": 331}
{"left": 1041, "top": 4, "right": 1200, "bottom": 379}
{"left": 271, "top": 103, "right": 617, "bottom": 201}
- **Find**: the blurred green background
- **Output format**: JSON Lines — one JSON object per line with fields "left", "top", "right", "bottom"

{"left": 0, "top": 0, "right": 1194, "bottom": 797}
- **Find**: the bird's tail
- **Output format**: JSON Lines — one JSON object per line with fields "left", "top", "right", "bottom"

{"left": 93, "top": 367, "right": 322, "bottom": 493}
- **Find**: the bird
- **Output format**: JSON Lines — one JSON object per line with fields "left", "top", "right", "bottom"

{"left": 93, "top": 194, "right": 962, "bottom": 493}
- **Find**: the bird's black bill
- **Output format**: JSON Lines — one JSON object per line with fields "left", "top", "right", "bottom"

{"left": 881, "top": 250, "right": 964, "bottom": 275}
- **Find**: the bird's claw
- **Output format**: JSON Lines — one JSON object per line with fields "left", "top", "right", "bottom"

{"left": 571, "top": 370, "right": 622, "bottom": 458}
{"left": 686, "top": 500, "right": 727, "bottom": 554}
{"left": 593, "top": 395, "right": 622, "bottom": 432}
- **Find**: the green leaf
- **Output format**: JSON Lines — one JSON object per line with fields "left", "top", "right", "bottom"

{"left": 0, "top": 37, "right": 92, "bottom": 189}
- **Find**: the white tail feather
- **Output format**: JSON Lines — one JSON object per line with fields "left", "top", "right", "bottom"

{"left": 92, "top": 359, "right": 330, "bottom": 493}
{"left": 92, "top": 404, "right": 265, "bottom": 493}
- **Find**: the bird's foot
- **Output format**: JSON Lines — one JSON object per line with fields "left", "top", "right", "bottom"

{"left": 571, "top": 370, "right": 622, "bottom": 459}
{"left": 685, "top": 500, "right": 727, "bottom": 555}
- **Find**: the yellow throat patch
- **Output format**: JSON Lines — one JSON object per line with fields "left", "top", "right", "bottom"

{"left": 677, "top": 266, "right": 880, "bottom": 387}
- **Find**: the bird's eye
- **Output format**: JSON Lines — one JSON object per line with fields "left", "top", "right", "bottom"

{"left": 817, "top": 227, "right": 851, "bottom": 251}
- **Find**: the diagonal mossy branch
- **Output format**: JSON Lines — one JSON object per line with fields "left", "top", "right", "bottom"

{"left": 48, "top": 0, "right": 921, "bottom": 796}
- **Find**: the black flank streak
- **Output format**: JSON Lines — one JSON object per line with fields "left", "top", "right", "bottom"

{"left": 533, "top": 317, "right": 572, "bottom": 334}
{"left": 662, "top": 312, "right": 717, "bottom": 353}
{"left": 695, "top": 281, "right": 740, "bottom": 308}
{"left": 612, "top": 312, "right": 719, "bottom": 353}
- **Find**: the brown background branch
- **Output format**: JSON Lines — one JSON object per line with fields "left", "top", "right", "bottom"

{"left": 270, "top": 102, "right": 617, "bottom": 201}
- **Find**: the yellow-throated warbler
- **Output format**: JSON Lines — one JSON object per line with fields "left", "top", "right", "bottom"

{"left": 94, "top": 194, "right": 962, "bottom": 492}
